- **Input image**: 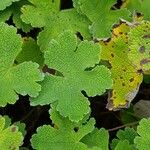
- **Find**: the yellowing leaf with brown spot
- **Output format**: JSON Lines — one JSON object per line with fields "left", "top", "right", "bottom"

{"left": 100, "top": 21, "right": 143, "bottom": 110}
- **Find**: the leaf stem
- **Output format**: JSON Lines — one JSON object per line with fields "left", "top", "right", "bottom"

{"left": 108, "top": 121, "right": 139, "bottom": 132}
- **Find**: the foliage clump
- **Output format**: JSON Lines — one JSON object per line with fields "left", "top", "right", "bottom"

{"left": 0, "top": 0, "right": 149, "bottom": 149}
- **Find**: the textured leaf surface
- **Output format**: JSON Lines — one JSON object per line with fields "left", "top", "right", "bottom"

{"left": 31, "top": 104, "right": 99, "bottom": 150}
{"left": 0, "top": 0, "right": 20, "bottom": 10}
{"left": 37, "top": 8, "right": 91, "bottom": 52}
{"left": 21, "top": 0, "right": 60, "bottom": 27}
{"left": 0, "top": 22, "right": 44, "bottom": 106}
{"left": 16, "top": 37, "right": 44, "bottom": 66}
{"left": 73, "top": 0, "right": 131, "bottom": 38}
{"left": 0, "top": 116, "right": 23, "bottom": 150}
{"left": 22, "top": 0, "right": 91, "bottom": 51}
{"left": 81, "top": 128, "right": 109, "bottom": 150}
{"left": 116, "top": 127, "right": 137, "bottom": 144}
{"left": 0, "top": 0, "right": 32, "bottom": 32}
{"left": 114, "top": 140, "right": 133, "bottom": 150}
{"left": 134, "top": 118, "right": 150, "bottom": 150}
{"left": 128, "top": 21, "right": 150, "bottom": 72}
{"left": 121, "top": 0, "right": 150, "bottom": 20}
{"left": 31, "top": 31, "right": 112, "bottom": 121}
{"left": 111, "top": 127, "right": 137, "bottom": 150}
{"left": 100, "top": 21, "right": 143, "bottom": 110}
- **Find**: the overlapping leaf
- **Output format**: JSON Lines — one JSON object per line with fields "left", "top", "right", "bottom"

{"left": 0, "top": 0, "right": 20, "bottom": 11}
{"left": 16, "top": 37, "right": 44, "bottom": 66}
{"left": 81, "top": 128, "right": 109, "bottom": 150}
{"left": 21, "top": 0, "right": 60, "bottom": 27}
{"left": 100, "top": 21, "right": 143, "bottom": 110}
{"left": 0, "top": 116, "right": 23, "bottom": 150}
{"left": 0, "top": 22, "right": 44, "bottom": 106}
{"left": 0, "top": 0, "right": 32, "bottom": 32}
{"left": 73, "top": 0, "right": 131, "bottom": 38}
{"left": 31, "top": 31, "right": 112, "bottom": 121}
{"left": 21, "top": 0, "right": 91, "bottom": 51}
{"left": 37, "top": 8, "right": 91, "bottom": 51}
{"left": 31, "top": 104, "right": 100, "bottom": 150}
{"left": 121, "top": 0, "right": 149, "bottom": 20}
{"left": 134, "top": 118, "right": 150, "bottom": 150}
{"left": 111, "top": 127, "right": 137, "bottom": 149}
{"left": 114, "top": 140, "right": 133, "bottom": 150}
{"left": 128, "top": 21, "right": 150, "bottom": 72}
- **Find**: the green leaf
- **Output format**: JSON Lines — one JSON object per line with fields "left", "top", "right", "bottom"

{"left": 0, "top": 0, "right": 20, "bottom": 11}
{"left": 21, "top": 0, "right": 91, "bottom": 49}
{"left": 116, "top": 127, "right": 137, "bottom": 144}
{"left": 0, "top": 116, "right": 23, "bottom": 150}
{"left": 0, "top": 22, "right": 44, "bottom": 106}
{"left": 37, "top": 8, "right": 91, "bottom": 52}
{"left": 31, "top": 31, "right": 112, "bottom": 121}
{"left": 14, "top": 122, "right": 26, "bottom": 137}
{"left": 0, "top": 0, "right": 32, "bottom": 32}
{"left": 16, "top": 37, "right": 44, "bottom": 66}
{"left": 73, "top": 0, "right": 131, "bottom": 38}
{"left": 128, "top": 21, "right": 150, "bottom": 73}
{"left": 121, "top": 0, "right": 150, "bottom": 20}
{"left": 134, "top": 118, "right": 150, "bottom": 150}
{"left": 114, "top": 140, "right": 133, "bottom": 150}
{"left": 81, "top": 128, "right": 109, "bottom": 150}
{"left": 100, "top": 21, "right": 143, "bottom": 110}
{"left": 31, "top": 104, "right": 99, "bottom": 150}
{"left": 3, "top": 116, "right": 11, "bottom": 128}
{"left": 21, "top": 0, "right": 60, "bottom": 27}
{"left": 111, "top": 127, "right": 137, "bottom": 150}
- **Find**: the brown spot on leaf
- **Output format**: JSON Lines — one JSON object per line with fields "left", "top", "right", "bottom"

{"left": 120, "top": 76, "right": 123, "bottom": 79}
{"left": 129, "top": 78, "right": 134, "bottom": 82}
{"left": 139, "top": 46, "right": 145, "bottom": 53}
{"left": 122, "top": 69, "right": 126, "bottom": 72}
{"left": 11, "top": 126, "right": 17, "bottom": 132}
{"left": 111, "top": 53, "right": 114, "bottom": 57}
{"left": 122, "top": 83, "right": 125, "bottom": 86}
{"left": 142, "top": 34, "right": 150, "bottom": 39}
{"left": 137, "top": 69, "right": 143, "bottom": 74}
{"left": 140, "top": 59, "right": 150, "bottom": 66}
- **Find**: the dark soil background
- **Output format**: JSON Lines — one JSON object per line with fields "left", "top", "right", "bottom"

{"left": 0, "top": 0, "right": 150, "bottom": 149}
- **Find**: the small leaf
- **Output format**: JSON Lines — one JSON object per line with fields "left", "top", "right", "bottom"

{"left": 116, "top": 127, "right": 137, "bottom": 144}
{"left": 0, "top": 116, "right": 23, "bottom": 150}
{"left": 114, "top": 140, "right": 133, "bottom": 150}
{"left": 21, "top": 0, "right": 60, "bottom": 27}
{"left": 0, "top": 0, "right": 20, "bottom": 11}
{"left": 121, "top": 0, "right": 150, "bottom": 20}
{"left": 31, "top": 104, "right": 99, "bottom": 150}
{"left": 81, "top": 128, "right": 109, "bottom": 150}
{"left": 16, "top": 37, "right": 44, "bottom": 66}
{"left": 0, "top": 22, "right": 44, "bottom": 106}
{"left": 0, "top": 1, "right": 32, "bottom": 32}
{"left": 73, "top": 0, "right": 131, "bottom": 38}
{"left": 134, "top": 118, "right": 150, "bottom": 150}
